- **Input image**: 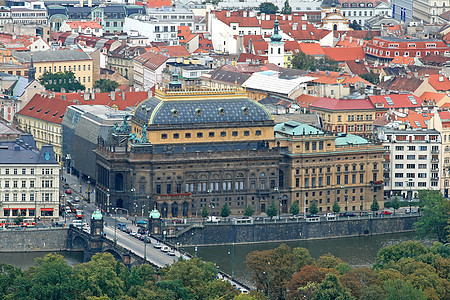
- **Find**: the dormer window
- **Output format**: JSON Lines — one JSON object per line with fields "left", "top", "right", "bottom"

{"left": 195, "top": 108, "right": 202, "bottom": 116}
{"left": 242, "top": 107, "right": 248, "bottom": 115}
{"left": 171, "top": 108, "right": 178, "bottom": 117}
{"left": 218, "top": 107, "right": 225, "bottom": 116}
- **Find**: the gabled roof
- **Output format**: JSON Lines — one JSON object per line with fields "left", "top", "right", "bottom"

{"left": 208, "top": 67, "right": 251, "bottom": 85}
{"left": 252, "top": 40, "right": 268, "bottom": 55}
{"left": 389, "top": 56, "right": 416, "bottom": 67}
{"left": 295, "top": 94, "right": 322, "bottom": 108}
{"left": 345, "top": 60, "right": 368, "bottom": 75}
{"left": 305, "top": 70, "right": 372, "bottom": 86}
{"left": 237, "top": 53, "right": 268, "bottom": 63}
{"left": 368, "top": 94, "right": 423, "bottom": 109}
{"left": 213, "top": 10, "right": 260, "bottom": 27}
{"left": 379, "top": 76, "right": 424, "bottom": 93}
{"left": 17, "top": 94, "right": 72, "bottom": 125}
{"left": 396, "top": 110, "right": 433, "bottom": 129}
{"left": 13, "top": 49, "right": 91, "bottom": 63}
{"left": 54, "top": 91, "right": 148, "bottom": 110}
{"left": 420, "top": 91, "right": 447, "bottom": 104}
{"left": 150, "top": 45, "right": 190, "bottom": 58}
{"left": 438, "top": 110, "right": 450, "bottom": 121}
{"left": 427, "top": 74, "right": 450, "bottom": 91}
{"left": 134, "top": 51, "right": 168, "bottom": 70}
{"left": 280, "top": 22, "right": 330, "bottom": 41}
{"left": 322, "top": 47, "right": 365, "bottom": 62}
{"left": 310, "top": 97, "right": 375, "bottom": 111}
{"left": 299, "top": 43, "right": 325, "bottom": 56}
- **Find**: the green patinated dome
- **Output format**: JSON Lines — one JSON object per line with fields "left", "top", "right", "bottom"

{"left": 91, "top": 209, "right": 103, "bottom": 220}
{"left": 149, "top": 208, "right": 161, "bottom": 219}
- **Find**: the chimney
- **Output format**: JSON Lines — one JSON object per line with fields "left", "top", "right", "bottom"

{"left": 439, "top": 76, "right": 444, "bottom": 82}
{"left": 302, "top": 24, "right": 306, "bottom": 31}
{"left": 282, "top": 15, "right": 286, "bottom": 20}
{"left": 243, "top": 11, "right": 247, "bottom": 18}
{"left": 349, "top": 36, "right": 353, "bottom": 43}
{"left": 79, "top": 0, "right": 83, "bottom": 6}
{"left": 266, "top": 14, "right": 270, "bottom": 21}
{"left": 226, "top": 11, "right": 231, "bottom": 18}
{"left": 88, "top": 0, "right": 92, "bottom": 6}
{"left": 110, "top": 92, "right": 116, "bottom": 101}
{"left": 288, "top": 15, "right": 292, "bottom": 21}
{"left": 341, "top": 35, "right": 344, "bottom": 41}
{"left": 292, "top": 23, "right": 298, "bottom": 30}
{"left": 302, "top": 14, "right": 307, "bottom": 21}
{"left": 261, "top": 13, "right": 265, "bottom": 20}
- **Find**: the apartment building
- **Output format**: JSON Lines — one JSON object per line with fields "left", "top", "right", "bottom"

{"left": 378, "top": 128, "right": 441, "bottom": 199}
{"left": 413, "top": 0, "right": 450, "bottom": 24}
{"left": 0, "top": 136, "right": 59, "bottom": 220}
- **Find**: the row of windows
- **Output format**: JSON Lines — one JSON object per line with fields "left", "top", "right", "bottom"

{"left": 0, "top": 168, "right": 35, "bottom": 175}
{"left": 161, "top": 130, "right": 262, "bottom": 139}
{"left": 154, "top": 180, "right": 274, "bottom": 194}
{"left": 297, "top": 164, "right": 366, "bottom": 174}
{"left": 301, "top": 174, "right": 368, "bottom": 188}
{"left": 394, "top": 163, "right": 428, "bottom": 168}
{"left": 2, "top": 193, "right": 54, "bottom": 202}
{"left": 39, "top": 64, "right": 90, "bottom": 73}
{"left": 394, "top": 146, "right": 429, "bottom": 151}
{"left": 0, "top": 180, "right": 36, "bottom": 188}
{"left": 394, "top": 173, "right": 439, "bottom": 178}
{"left": 393, "top": 181, "right": 438, "bottom": 187}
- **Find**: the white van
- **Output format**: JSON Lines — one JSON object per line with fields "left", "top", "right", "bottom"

{"left": 207, "top": 216, "right": 221, "bottom": 223}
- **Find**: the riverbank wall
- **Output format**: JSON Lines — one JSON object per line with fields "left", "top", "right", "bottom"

{"left": 167, "top": 216, "right": 419, "bottom": 246}
{"left": 0, "top": 228, "right": 69, "bottom": 252}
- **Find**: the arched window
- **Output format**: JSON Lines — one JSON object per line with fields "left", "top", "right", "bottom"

{"left": 278, "top": 48, "right": 281, "bottom": 54}
{"left": 161, "top": 203, "right": 168, "bottom": 218}
{"left": 171, "top": 202, "right": 179, "bottom": 217}
{"left": 333, "top": 24, "right": 338, "bottom": 31}
{"left": 182, "top": 202, "right": 189, "bottom": 217}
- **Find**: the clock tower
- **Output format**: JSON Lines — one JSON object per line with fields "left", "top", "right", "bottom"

{"left": 268, "top": 20, "right": 285, "bottom": 67}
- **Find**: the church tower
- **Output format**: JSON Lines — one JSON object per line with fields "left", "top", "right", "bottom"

{"left": 268, "top": 20, "right": 285, "bottom": 67}
{"left": 28, "top": 53, "right": 36, "bottom": 83}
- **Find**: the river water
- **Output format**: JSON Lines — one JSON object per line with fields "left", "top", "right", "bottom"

{"left": 1, "top": 232, "right": 432, "bottom": 287}
{"left": 185, "top": 232, "right": 434, "bottom": 286}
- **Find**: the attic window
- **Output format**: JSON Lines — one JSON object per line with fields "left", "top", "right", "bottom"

{"left": 37, "top": 108, "right": 43, "bottom": 112}
{"left": 242, "top": 107, "right": 249, "bottom": 115}
{"left": 53, "top": 111, "right": 58, "bottom": 117}
{"left": 59, "top": 114, "right": 64, "bottom": 119}
{"left": 45, "top": 110, "right": 50, "bottom": 114}
{"left": 218, "top": 107, "right": 225, "bottom": 116}
{"left": 29, "top": 106, "right": 35, "bottom": 111}
{"left": 141, "top": 105, "right": 146, "bottom": 111}
{"left": 195, "top": 108, "right": 202, "bottom": 116}
{"left": 171, "top": 108, "right": 178, "bottom": 117}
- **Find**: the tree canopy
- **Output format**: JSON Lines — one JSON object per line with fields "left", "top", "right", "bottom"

{"left": 39, "top": 71, "right": 85, "bottom": 92}
{"left": 259, "top": 2, "right": 278, "bottom": 14}
{"left": 291, "top": 51, "right": 340, "bottom": 72}
{"left": 281, "top": 0, "right": 292, "bottom": 14}
{"left": 220, "top": 203, "right": 231, "bottom": 218}
{"left": 266, "top": 202, "right": 278, "bottom": 218}
{"left": 94, "top": 79, "right": 119, "bottom": 93}
{"left": 414, "top": 190, "right": 450, "bottom": 243}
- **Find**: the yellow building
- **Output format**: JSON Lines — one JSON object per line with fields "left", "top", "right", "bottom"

{"left": 15, "top": 93, "right": 73, "bottom": 164}
{"left": 276, "top": 120, "right": 384, "bottom": 213}
{"left": 12, "top": 50, "right": 94, "bottom": 90}
{"left": 310, "top": 97, "right": 380, "bottom": 138}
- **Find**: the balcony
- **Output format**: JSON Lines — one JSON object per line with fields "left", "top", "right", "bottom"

{"left": 431, "top": 149, "right": 439, "bottom": 154}
{"left": 370, "top": 180, "right": 383, "bottom": 186}
{"left": 431, "top": 177, "right": 439, "bottom": 181}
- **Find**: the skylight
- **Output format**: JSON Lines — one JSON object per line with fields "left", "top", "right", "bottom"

{"left": 385, "top": 97, "right": 394, "bottom": 106}
{"left": 408, "top": 95, "right": 417, "bottom": 105}
{"left": 414, "top": 121, "right": 421, "bottom": 127}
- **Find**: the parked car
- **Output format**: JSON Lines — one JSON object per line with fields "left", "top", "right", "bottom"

{"left": 144, "top": 236, "right": 151, "bottom": 243}
{"left": 130, "top": 231, "right": 137, "bottom": 237}
{"left": 339, "top": 212, "right": 356, "bottom": 217}
{"left": 161, "top": 246, "right": 170, "bottom": 253}
{"left": 172, "top": 219, "right": 184, "bottom": 224}
{"left": 255, "top": 217, "right": 265, "bottom": 222}
{"left": 167, "top": 250, "right": 176, "bottom": 256}
{"left": 153, "top": 243, "right": 162, "bottom": 249}
{"left": 207, "top": 216, "right": 221, "bottom": 222}
{"left": 360, "top": 212, "right": 371, "bottom": 217}
{"left": 65, "top": 189, "right": 72, "bottom": 194}
{"left": 137, "top": 228, "right": 147, "bottom": 235}
{"left": 381, "top": 210, "right": 392, "bottom": 215}
{"left": 125, "top": 228, "right": 132, "bottom": 234}
{"left": 405, "top": 208, "right": 417, "bottom": 214}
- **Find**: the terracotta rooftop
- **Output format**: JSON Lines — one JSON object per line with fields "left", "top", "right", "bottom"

{"left": 17, "top": 94, "right": 72, "bottom": 125}
{"left": 323, "top": 47, "right": 365, "bottom": 62}
{"left": 368, "top": 94, "right": 423, "bottom": 109}
{"left": 65, "top": 21, "right": 102, "bottom": 29}
{"left": 53, "top": 91, "right": 149, "bottom": 110}
{"left": 427, "top": 74, "right": 450, "bottom": 91}
{"left": 345, "top": 60, "right": 368, "bottom": 75}
{"left": 299, "top": 43, "right": 325, "bottom": 56}
{"left": 311, "top": 97, "right": 375, "bottom": 111}
{"left": 379, "top": 76, "right": 424, "bottom": 93}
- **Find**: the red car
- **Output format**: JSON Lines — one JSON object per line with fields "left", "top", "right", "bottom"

{"left": 381, "top": 210, "right": 392, "bottom": 215}
{"left": 65, "top": 189, "right": 72, "bottom": 194}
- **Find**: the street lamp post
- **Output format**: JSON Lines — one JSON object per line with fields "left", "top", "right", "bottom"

{"left": 208, "top": 189, "right": 213, "bottom": 219}
{"left": 34, "top": 190, "right": 38, "bottom": 226}
{"left": 141, "top": 204, "right": 145, "bottom": 217}
{"left": 267, "top": 261, "right": 271, "bottom": 299}
{"left": 113, "top": 207, "right": 117, "bottom": 244}
{"left": 274, "top": 187, "right": 281, "bottom": 220}
{"left": 106, "top": 189, "right": 110, "bottom": 213}
{"left": 341, "top": 185, "right": 348, "bottom": 212}
{"left": 131, "top": 188, "right": 137, "bottom": 224}
{"left": 406, "top": 179, "right": 413, "bottom": 213}
{"left": 87, "top": 177, "right": 91, "bottom": 203}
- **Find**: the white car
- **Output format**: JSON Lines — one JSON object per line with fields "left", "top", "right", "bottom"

{"left": 153, "top": 243, "right": 162, "bottom": 249}
{"left": 405, "top": 208, "right": 417, "bottom": 214}
{"left": 167, "top": 250, "right": 176, "bottom": 256}
{"left": 161, "top": 246, "right": 170, "bottom": 253}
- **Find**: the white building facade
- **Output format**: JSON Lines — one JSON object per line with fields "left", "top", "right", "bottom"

{"left": 413, "top": 0, "right": 450, "bottom": 24}
{"left": 379, "top": 128, "right": 441, "bottom": 200}
{"left": 340, "top": 0, "right": 392, "bottom": 26}
{"left": 146, "top": 6, "right": 195, "bottom": 30}
{"left": 0, "top": 142, "right": 60, "bottom": 221}
{"left": 123, "top": 16, "right": 179, "bottom": 46}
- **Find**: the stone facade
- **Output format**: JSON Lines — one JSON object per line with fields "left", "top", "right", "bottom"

{"left": 0, "top": 228, "right": 68, "bottom": 252}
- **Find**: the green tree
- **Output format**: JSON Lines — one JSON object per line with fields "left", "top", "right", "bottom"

{"left": 94, "top": 79, "right": 119, "bottom": 93}
{"left": 317, "top": 253, "right": 343, "bottom": 269}
{"left": 391, "top": 196, "right": 400, "bottom": 215}
{"left": 414, "top": 190, "right": 450, "bottom": 243}
{"left": 292, "top": 247, "right": 314, "bottom": 271}
{"left": 259, "top": 2, "right": 278, "bottom": 14}
{"left": 155, "top": 279, "right": 191, "bottom": 300}
{"left": 309, "top": 200, "right": 318, "bottom": 215}
{"left": 281, "top": 0, "right": 292, "bottom": 14}
{"left": 220, "top": 203, "right": 231, "bottom": 218}
{"left": 291, "top": 51, "right": 317, "bottom": 71}
{"left": 332, "top": 201, "right": 341, "bottom": 213}
{"left": 313, "top": 273, "right": 354, "bottom": 300}
{"left": 349, "top": 20, "right": 362, "bottom": 30}
{"left": 383, "top": 279, "right": 426, "bottom": 300}
{"left": 29, "top": 253, "right": 75, "bottom": 300}
{"left": 371, "top": 197, "right": 379, "bottom": 213}
{"left": 374, "top": 241, "right": 428, "bottom": 270}
{"left": 201, "top": 206, "right": 209, "bottom": 218}
{"left": 0, "top": 263, "right": 24, "bottom": 297}
{"left": 266, "top": 202, "right": 278, "bottom": 218}
{"left": 289, "top": 201, "right": 300, "bottom": 216}
{"left": 39, "top": 71, "right": 85, "bottom": 92}
{"left": 14, "top": 216, "right": 24, "bottom": 225}
{"left": 244, "top": 205, "right": 254, "bottom": 217}
{"left": 360, "top": 71, "right": 380, "bottom": 85}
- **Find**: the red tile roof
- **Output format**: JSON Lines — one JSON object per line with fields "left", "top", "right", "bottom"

{"left": 213, "top": 10, "right": 260, "bottom": 27}
{"left": 311, "top": 97, "right": 375, "bottom": 111}
{"left": 134, "top": 51, "right": 168, "bottom": 70}
{"left": 379, "top": 76, "right": 425, "bottom": 93}
{"left": 438, "top": 110, "right": 450, "bottom": 121}
{"left": 150, "top": 45, "right": 189, "bottom": 58}
{"left": 295, "top": 94, "right": 322, "bottom": 108}
{"left": 252, "top": 40, "right": 268, "bottom": 55}
{"left": 396, "top": 110, "right": 433, "bottom": 129}
{"left": 389, "top": 56, "right": 415, "bottom": 66}
{"left": 237, "top": 53, "right": 268, "bottom": 63}
{"left": 53, "top": 91, "right": 149, "bottom": 110}
{"left": 299, "top": 43, "right": 325, "bottom": 56}
{"left": 280, "top": 22, "right": 330, "bottom": 41}
{"left": 65, "top": 21, "right": 102, "bottom": 29}
{"left": 306, "top": 70, "right": 372, "bottom": 86}
{"left": 136, "top": 0, "right": 172, "bottom": 8}
{"left": 18, "top": 94, "right": 72, "bottom": 125}
{"left": 420, "top": 91, "right": 446, "bottom": 104}
{"left": 427, "top": 74, "right": 450, "bottom": 91}
{"left": 345, "top": 60, "right": 368, "bottom": 75}
{"left": 322, "top": 47, "right": 365, "bottom": 62}
{"left": 368, "top": 94, "right": 423, "bottom": 109}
